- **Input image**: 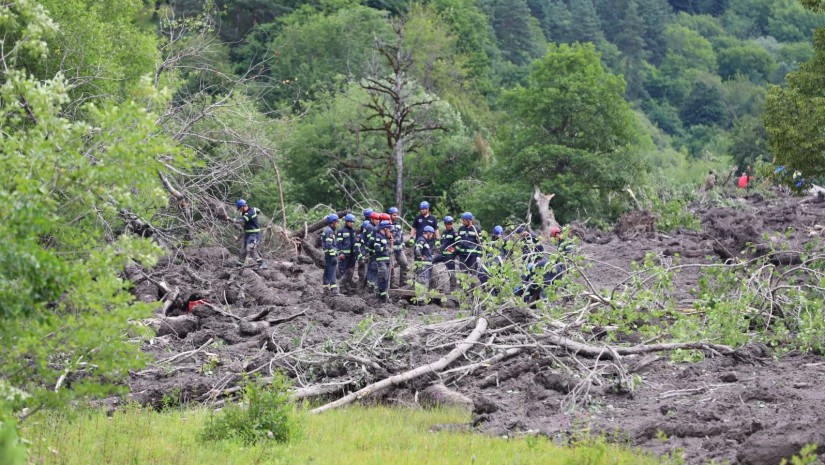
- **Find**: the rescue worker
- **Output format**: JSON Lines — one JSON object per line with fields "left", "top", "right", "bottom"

{"left": 457, "top": 212, "right": 482, "bottom": 275}
{"left": 355, "top": 209, "right": 374, "bottom": 290}
{"left": 737, "top": 172, "right": 750, "bottom": 189}
{"left": 388, "top": 207, "right": 409, "bottom": 287}
{"left": 373, "top": 220, "right": 394, "bottom": 303}
{"left": 336, "top": 213, "right": 358, "bottom": 293}
{"left": 414, "top": 225, "right": 436, "bottom": 292}
{"left": 410, "top": 201, "right": 440, "bottom": 242}
{"left": 365, "top": 212, "right": 382, "bottom": 291}
{"left": 515, "top": 225, "right": 544, "bottom": 263}
{"left": 321, "top": 213, "right": 340, "bottom": 295}
{"left": 517, "top": 226, "right": 574, "bottom": 303}
{"left": 433, "top": 216, "right": 459, "bottom": 291}
{"left": 478, "top": 225, "right": 506, "bottom": 288}
{"left": 226, "top": 199, "right": 266, "bottom": 269}
{"left": 703, "top": 170, "right": 717, "bottom": 192}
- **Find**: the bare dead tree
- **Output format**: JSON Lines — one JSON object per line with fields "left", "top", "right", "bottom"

{"left": 360, "top": 18, "right": 449, "bottom": 208}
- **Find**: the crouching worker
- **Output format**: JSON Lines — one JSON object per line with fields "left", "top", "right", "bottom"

{"left": 322, "top": 213, "right": 340, "bottom": 295}
{"left": 414, "top": 226, "right": 436, "bottom": 296}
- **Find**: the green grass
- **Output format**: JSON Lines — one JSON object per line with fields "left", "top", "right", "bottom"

{"left": 23, "top": 406, "right": 670, "bottom": 465}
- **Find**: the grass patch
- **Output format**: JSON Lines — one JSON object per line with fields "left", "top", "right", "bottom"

{"left": 23, "top": 406, "right": 670, "bottom": 465}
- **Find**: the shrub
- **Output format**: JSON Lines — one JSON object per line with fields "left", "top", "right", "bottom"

{"left": 199, "top": 374, "right": 300, "bottom": 444}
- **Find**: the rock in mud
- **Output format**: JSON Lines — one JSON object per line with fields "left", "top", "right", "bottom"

{"left": 328, "top": 294, "right": 367, "bottom": 314}
{"left": 737, "top": 424, "right": 825, "bottom": 465}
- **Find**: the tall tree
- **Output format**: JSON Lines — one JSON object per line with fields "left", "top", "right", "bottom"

{"left": 482, "top": 0, "right": 546, "bottom": 65}
{"left": 361, "top": 19, "right": 451, "bottom": 208}
{"left": 614, "top": 0, "right": 650, "bottom": 100}
{"left": 567, "top": 0, "right": 606, "bottom": 44}
{"left": 488, "top": 43, "right": 643, "bottom": 223}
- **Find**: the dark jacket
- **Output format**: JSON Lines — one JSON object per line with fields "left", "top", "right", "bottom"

{"left": 414, "top": 236, "right": 434, "bottom": 263}
{"left": 441, "top": 227, "right": 459, "bottom": 256}
{"left": 336, "top": 226, "right": 357, "bottom": 255}
{"left": 322, "top": 226, "right": 337, "bottom": 256}
{"left": 372, "top": 231, "right": 391, "bottom": 262}
{"left": 237, "top": 207, "right": 260, "bottom": 234}
{"left": 412, "top": 214, "right": 439, "bottom": 239}
{"left": 457, "top": 224, "right": 481, "bottom": 256}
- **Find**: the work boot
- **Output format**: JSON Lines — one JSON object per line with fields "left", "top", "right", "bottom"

{"left": 330, "top": 286, "right": 340, "bottom": 295}
{"left": 235, "top": 261, "right": 245, "bottom": 268}
{"left": 257, "top": 259, "right": 268, "bottom": 270}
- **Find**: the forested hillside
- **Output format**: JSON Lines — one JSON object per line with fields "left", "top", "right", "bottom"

{"left": 164, "top": 0, "right": 824, "bottom": 224}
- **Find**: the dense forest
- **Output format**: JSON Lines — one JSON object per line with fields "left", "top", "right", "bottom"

{"left": 152, "top": 0, "right": 824, "bottom": 225}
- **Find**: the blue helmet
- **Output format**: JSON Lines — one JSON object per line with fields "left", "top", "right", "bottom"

{"left": 362, "top": 221, "right": 371, "bottom": 229}
{"left": 326, "top": 213, "right": 339, "bottom": 223}
{"left": 235, "top": 199, "right": 247, "bottom": 209}
{"left": 443, "top": 216, "right": 454, "bottom": 224}
{"left": 363, "top": 208, "right": 374, "bottom": 219}
{"left": 461, "top": 212, "right": 474, "bottom": 221}
{"left": 493, "top": 225, "right": 503, "bottom": 235}
{"left": 344, "top": 213, "right": 355, "bottom": 222}
{"left": 388, "top": 207, "right": 399, "bottom": 214}
{"left": 423, "top": 226, "right": 435, "bottom": 234}
{"left": 419, "top": 201, "right": 430, "bottom": 210}
{"left": 379, "top": 220, "right": 392, "bottom": 229}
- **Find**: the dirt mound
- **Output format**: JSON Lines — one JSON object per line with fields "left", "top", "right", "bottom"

{"left": 126, "top": 189, "right": 825, "bottom": 464}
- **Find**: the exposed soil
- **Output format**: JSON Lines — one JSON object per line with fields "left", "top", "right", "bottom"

{"left": 125, "top": 189, "right": 825, "bottom": 465}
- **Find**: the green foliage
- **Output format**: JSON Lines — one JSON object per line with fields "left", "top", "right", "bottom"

{"left": 0, "top": 408, "right": 25, "bottom": 465}
{"left": 781, "top": 444, "right": 819, "bottom": 465}
{"left": 491, "top": 43, "right": 643, "bottom": 224}
{"left": 717, "top": 43, "right": 776, "bottom": 81}
{"left": 28, "top": 0, "right": 159, "bottom": 102}
{"left": 200, "top": 375, "right": 300, "bottom": 445}
{"left": 765, "top": 27, "right": 825, "bottom": 177}
{"left": 0, "top": 0, "right": 179, "bottom": 416}
{"left": 680, "top": 80, "right": 726, "bottom": 127}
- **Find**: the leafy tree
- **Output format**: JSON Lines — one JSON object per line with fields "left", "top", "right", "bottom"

{"left": 481, "top": 0, "right": 546, "bottom": 66}
{"left": 0, "top": 0, "right": 180, "bottom": 447}
{"left": 236, "top": 6, "right": 392, "bottom": 109}
{"left": 728, "top": 115, "right": 770, "bottom": 168}
{"left": 680, "top": 80, "right": 726, "bottom": 127}
{"left": 717, "top": 43, "right": 776, "bottom": 81}
{"left": 567, "top": 0, "right": 606, "bottom": 45}
{"left": 483, "top": 43, "right": 644, "bottom": 224}
{"left": 615, "top": 0, "right": 650, "bottom": 99}
{"left": 25, "top": 0, "right": 159, "bottom": 105}
{"left": 765, "top": 27, "right": 825, "bottom": 176}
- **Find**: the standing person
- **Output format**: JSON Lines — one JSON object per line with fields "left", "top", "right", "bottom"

{"left": 226, "top": 199, "right": 266, "bottom": 269}
{"left": 737, "top": 172, "right": 750, "bottom": 189}
{"left": 355, "top": 209, "right": 374, "bottom": 291}
{"left": 413, "top": 225, "right": 436, "bottom": 292}
{"left": 433, "top": 216, "right": 459, "bottom": 291}
{"left": 388, "top": 207, "right": 410, "bottom": 288}
{"left": 373, "top": 220, "right": 394, "bottom": 303}
{"left": 515, "top": 225, "right": 544, "bottom": 263}
{"left": 410, "top": 201, "right": 440, "bottom": 242}
{"left": 479, "top": 225, "right": 506, "bottom": 287}
{"left": 321, "top": 214, "right": 340, "bottom": 295}
{"left": 336, "top": 213, "right": 358, "bottom": 294}
{"left": 457, "top": 212, "right": 482, "bottom": 276}
{"left": 366, "top": 212, "right": 382, "bottom": 291}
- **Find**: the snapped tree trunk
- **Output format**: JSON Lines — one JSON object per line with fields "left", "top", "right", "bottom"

{"left": 533, "top": 186, "right": 559, "bottom": 237}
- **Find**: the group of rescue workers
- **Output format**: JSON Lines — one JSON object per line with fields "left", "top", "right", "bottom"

{"left": 227, "top": 199, "right": 574, "bottom": 304}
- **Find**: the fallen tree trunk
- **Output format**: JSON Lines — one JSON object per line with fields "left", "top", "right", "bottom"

{"left": 289, "top": 210, "right": 348, "bottom": 239}
{"left": 310, "top": 317, "right": 488, "bottom": 414}
{"left": 537, "top": 333, "right": 735, "bottom": 359}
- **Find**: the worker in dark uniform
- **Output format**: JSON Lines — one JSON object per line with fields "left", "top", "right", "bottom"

{"left": 410, "top": 201, "right": 440, "bottom": 242}
{"left": 373, "top": 220, "right": 393, "bottom": 303}
{"left": 321, "top": 213, "right": 340, "bottom": 295}
{"left": 433, "top": 216, "right": 459, "bottom": 291}
{"left": 226, "top": 199, "right": 266, "bottom": 269}
{"left": 355, "top": 208, "right": 374, "bottom": 292}
{"left": 336, "top": 213, "right": 358, "bottom": 293}
{"left": 388, "top": 207, "right": 409, "bottom": 288}
{"left": 414, "top": 225, "right": 436, "bottom": 292}
{"left": 457, "top": 212, "right": 482, "bottom": 276}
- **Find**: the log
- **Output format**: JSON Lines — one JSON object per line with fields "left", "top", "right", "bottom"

{"left": 310, "top": 317, "right": 488, "bottom": 414}
{"left": 537, "top": 333, "right": 735, "bottom": 359}
{"left": 289, "top": 210, "right": 348, "bottom": 239}
{"left": 154, "top": 314, "right": 198, "bottom": 338}
{"left": 533, "top": 186, "right": 559, "bottom": 238}
{"left": 419, "top": 384, "right": 473, "bottom": 408}
{"left": 299, "top": 237, "right": 326, "bottom": 268}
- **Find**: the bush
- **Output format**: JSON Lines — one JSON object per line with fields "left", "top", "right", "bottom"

{"left": 199, "top": 374, "right": 300, "bottom": 445}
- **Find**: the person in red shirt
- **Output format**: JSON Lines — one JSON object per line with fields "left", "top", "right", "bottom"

{"left": 737, "top": 172, "right": 750, "bottom": 189}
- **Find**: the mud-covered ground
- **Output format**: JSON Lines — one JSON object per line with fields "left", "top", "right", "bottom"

{"left": 126, "top": 189, "right": 825, "bottom": 465}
